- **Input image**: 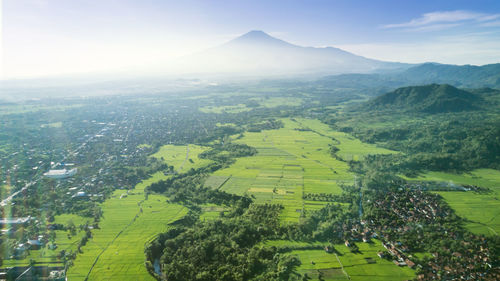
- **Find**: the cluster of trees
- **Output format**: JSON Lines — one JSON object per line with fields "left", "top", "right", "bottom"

{"left": 302, "top": 192, "right": 354, "bottom": 203}
{"left": 146, "top": 204, "right": 306, "bottom": 281}
{"left": 247, "top": 119, "right": 284, "bottom": 132}
{"left": 144, "top": 136, "right": 363, "bottom": 280}
{"left": 326, "top": 112, "right": 500, "bottom": 174}
{"left": 320, "top": 86, "right": 500, "bottom": 174}
{"left": 199, "top": 143, "right": 257, "bottom": 163}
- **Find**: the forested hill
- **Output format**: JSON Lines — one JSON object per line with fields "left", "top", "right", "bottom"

{"left": 365, "top": 84, "right": 482, "bottom": 113}
{"left": 397, "top": 63, "right": 500, "bottom": 88}
{"left": 315, "top": 63, "right": 500, "bottom": 96}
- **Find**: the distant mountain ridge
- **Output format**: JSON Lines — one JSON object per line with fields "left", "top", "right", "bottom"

{"left": 365, "top": 84, "right": 483, "bottom": 113}
{"left": 397, "top": 63, "right": 500, "bottom": 88}
{"left": 178, "top": 30, "right": 408, "bottom": 76}
{"left": 316, "top": 63, "right": 500, "bottom": 94}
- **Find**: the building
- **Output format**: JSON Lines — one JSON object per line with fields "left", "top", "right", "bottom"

{"left": 28, "top": 240, "right": 42, "bottom": 250}
{"left": 0, "top": 216, "right": 32, "bottom": 228}
{"left": 72, "top": 191, "right": 87, "bottom": 199}
{"left": 43, "top": 168, "right": 77, "bottom": 179}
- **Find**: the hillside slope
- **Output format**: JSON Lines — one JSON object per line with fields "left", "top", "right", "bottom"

{"left": 365, "top": 84, "right": 482, "bottom": 113}
{"left": 178, "top": 30, "right": 407, "bottom": 76}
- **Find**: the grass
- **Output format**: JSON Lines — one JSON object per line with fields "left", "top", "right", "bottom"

{"left": 197, "top": 96, "right": 303, "bottom": 114}
{"left": 199, "top": 204, "right": 227, "bottom": 221}
{"left": 406, "top": 169, "right": 500, "bottom": 236}
{"left": 67, "top": 145, "right": 211, "bottom": 280}
{"left": 150, "top": 144, "right": 212, "bottom": 172}
{"left": 294, "top": 118, "right": 397, "bottom": 161}
{"left": 250, "top": 97, "right": 303, "bottom": 108}
{"left": 67, "top": 179, "right": 187, "bottom": 280}
{"left": 199, "top": 104, "right": 251, "bottom": 114}
{"left": 40, "top": 122, "right": 63, "bottom": 128}
{"left": 1, "top": 213, "right": 90, "bottom": 268}
{"left": 137, "top": 144, "right": 152, "bottom": 149}
{"left": 262, "top": 240, "right": 324, "bottom": 248}
{"left": 65, "top": 144, "right": 215, "bottom": 280}
{"left": 0, "top": 104, "right": 83, "bottom": 116}
{"left": 286, "top": 240, "right": 415, "bottom": 281}
{"left": 209, "top": 118, "right": 352, "bottom": 222}
{"left": 204, "top": 118, "right": 415, "bottom": 279}
{"left": 206, "top": 118, "right": 395, "bottom": 223}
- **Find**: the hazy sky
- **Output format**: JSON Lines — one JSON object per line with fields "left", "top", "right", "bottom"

{"left": 2, "top": 0, "right": 500, "bottom": 79}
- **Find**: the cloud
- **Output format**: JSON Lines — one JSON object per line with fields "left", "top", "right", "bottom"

{"left": 383, "top": 10, "right": 500, "bottom": 31}
{"left": 407, "top": 23, "right": 461, "bottom": 32}
{"left": 336, "top": 31, "right": 500, "bottom": 65}
{"left": 480, "top": 20, "right": 500, "bottom": 27}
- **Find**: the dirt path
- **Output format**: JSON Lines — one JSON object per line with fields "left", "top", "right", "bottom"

{"left": 177, "top": 145, "right": 190, "bottom": 172}
{"left": 335, "top": 253, "right": 350, "bottom": 280}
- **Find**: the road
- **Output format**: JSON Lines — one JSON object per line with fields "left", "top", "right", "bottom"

{"left": 0, "top": 124, "right": 112, "bottom": 207}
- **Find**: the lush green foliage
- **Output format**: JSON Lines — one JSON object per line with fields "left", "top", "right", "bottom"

{"left": 365, "top": 84, "right": 482, "bottom": 113}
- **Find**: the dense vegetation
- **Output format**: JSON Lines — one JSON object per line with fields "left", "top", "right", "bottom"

{"left": 325, "top": 85, "right": 500, "bottom": 174}
{"left": 146, "top": 205, "right": 301, "bottom": 281}
{"left": 364, "top": 84, "right": 482, "bottom": 113}
{"left": 1, "top": 78, "right": 499, "bottom": 280}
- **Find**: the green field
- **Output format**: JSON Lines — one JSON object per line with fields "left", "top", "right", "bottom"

{"left": 137, "top": 144, "right": 152, "bottom": 149}
{"left": 199, "top": 203, "right": 228, "bottom": 221}
{"left": 0, "top": 104, "right": 84, "bottom": 116}
{"left": 250, "top": 97, "right": 303, "bottom": 108}
{"left": 199, "top": 104, "right": 251, "bottom": 114}
{"left": 2, "top": 144, "right": 210, "bottom": 278}
{"left": 1, "top": 214, "right": 90, "bottom": 268}
{"left": 151, "top": 144, "right": 212, "bottom": 172}
{"left": 206, "top": 118, "right": 397, "bottom": 222}
{"left": 276, "top": 239, "right": 414, "bottom": 281}
{"left": 407, "top": 169, "right": 500, "bottom": 236}
{"left": 66, "top": 190, "right": 187, "bottom": 280}
{"left": 293, "top": 119, "right": 397, "bottom": 161}
{"left": 40, "top": 122, "right": 63, "bottom": 128}
{"left": 197, "top": 96, "right": 303, "bottom": 113}
{"left": 66, "top": 145, "right": 213, "bottom": 280}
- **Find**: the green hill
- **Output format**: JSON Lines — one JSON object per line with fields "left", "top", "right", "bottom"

{"left": 398, "top": 63, "right": 500, "bottom": 88}
{"left": 366, "top": 84, "right": 482, "bottom": 113}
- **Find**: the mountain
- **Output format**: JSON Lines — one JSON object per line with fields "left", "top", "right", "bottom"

{"left": 315, "top": 62, "right": 500, "bottom": 96}
{"left": 176, "top": 30, "right": 408, "bottom": 76}
{"left": 365, "top": 84, "right": 482, "bottom": 113}
{"left": 395, "top": 63, "right": 500, "bottom": 88}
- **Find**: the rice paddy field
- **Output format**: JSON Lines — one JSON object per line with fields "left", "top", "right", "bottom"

{"left": 267, "top": 240, "right": 415, "bottom": 281}
{"left": 0, "top": 104, "right": 84, "bottom": 116}
{"left": 249, "top": 97, "right": 303, "bottom": 108}
{"left": 66, "top": 191, "right": 187, "bottom": 281}
{"left": 1, "top": 123, "right": 413, "bottom": 278}
{"left": 66, "top": 145, "right": 211, "bottom": 280}
{"left": 293, "top": 118, "right": 397, "bottom": 161}
{"left": 197, "top": 96, "right": 303, "bottom": 114}
{"left": 407, "top": 169, "right": 500, "bottom": 236}
{"left": 205, "top": 118, "right": 396, "bottom": 222}
{"left": 199, "top": 104, "right": 251, "bottom": 114}
{"left": 150, "top": 144, "right": 213, "bottom": 172}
